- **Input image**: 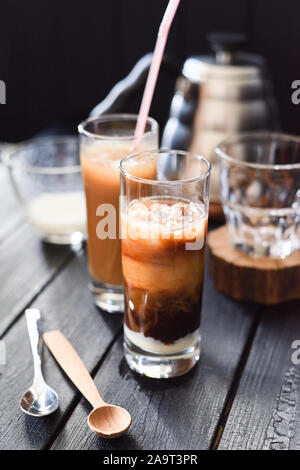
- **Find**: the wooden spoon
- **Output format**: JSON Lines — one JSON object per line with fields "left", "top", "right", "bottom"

{"left": 43, "top": 330, "right": 131, "bottom": 438}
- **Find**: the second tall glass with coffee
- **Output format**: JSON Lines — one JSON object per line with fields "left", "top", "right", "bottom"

{"left": 78, "top": 114, "right": 159, "bottom": 312}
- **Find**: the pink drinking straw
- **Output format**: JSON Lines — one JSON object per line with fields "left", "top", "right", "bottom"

{"left": 134, "top": 0, "right": 181, "bottom": 146}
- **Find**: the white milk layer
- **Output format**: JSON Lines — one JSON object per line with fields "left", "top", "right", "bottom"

{"left": 26, "top": 191, "right": 86, "bottom": 235}
{"left": 124, "top": 325, "right": 200, "bottom": 355}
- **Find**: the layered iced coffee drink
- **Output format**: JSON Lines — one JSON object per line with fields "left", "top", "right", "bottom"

{"left": 122, "top": 197, "right": 207, "bottom": 352}
{"left": 120, "top": 150, "right": 211, "bottom": 378}
{"left": 78, "top": 115, "right": 158, "bottom": 313}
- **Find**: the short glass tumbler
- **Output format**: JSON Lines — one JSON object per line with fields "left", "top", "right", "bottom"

{"left": 216, "top": 132, "right": 300, "bottom": 258}
{"left": 120, "top": 150, "right": 211, "bottom": 378}
{"left": 2, "top": 136, "right": 86, "bottom": 245}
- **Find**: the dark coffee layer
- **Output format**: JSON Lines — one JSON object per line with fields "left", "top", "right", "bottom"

{"left": 124, "top": 282, "right": 202, "bottom": 344}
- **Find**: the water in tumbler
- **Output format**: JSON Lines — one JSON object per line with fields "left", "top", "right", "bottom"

{"left": 224, "top": 201, "right": 300, "bottom": 258}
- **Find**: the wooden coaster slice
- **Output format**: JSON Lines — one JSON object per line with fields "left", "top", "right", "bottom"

{"left": 207, "top": 225, "right": 300, "bottom": 305}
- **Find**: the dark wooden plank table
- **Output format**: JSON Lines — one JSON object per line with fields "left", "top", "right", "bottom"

{"left": 1, "top": 158, "right": 299, "bottom": 451}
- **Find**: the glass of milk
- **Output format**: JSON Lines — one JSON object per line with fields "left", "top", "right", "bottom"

{"left": 2, "top": 136, "right": 86, "bottom": 245}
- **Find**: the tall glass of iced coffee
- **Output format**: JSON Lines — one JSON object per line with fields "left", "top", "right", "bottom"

{"left": 78, "top": 115, "right": 159, "bottom": 313}
{"left": 120, "top": 150, "right": 211, "bottom": 378}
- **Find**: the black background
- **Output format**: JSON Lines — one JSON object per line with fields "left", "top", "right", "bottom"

{"left": 0, "top": 0, "right": 300, "bottom": 142}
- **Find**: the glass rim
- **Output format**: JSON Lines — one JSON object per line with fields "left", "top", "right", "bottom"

{"left": 1, "top": 135, "right": 82, "bottom": 175}
{"left": 78, "top": 113, "right": 159, "bottom": 141}
{"left": 215, "top": 132, "right": 300, "bottom": 170}
{"left": 120, "top": 149, "right": 211, "bottom": 186}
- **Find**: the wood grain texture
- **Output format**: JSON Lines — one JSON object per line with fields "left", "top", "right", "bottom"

{"left": 0, "top": 223, "right": 72, "bottom": 336}
{"left": 208, "top": 225, "right": 300, "bottom": 305}
{"left": 0, "top": 163, "right": 25, "bottom": 243}
{"left": 0, "top": 252, "right": 122, "bottom": 450}
{"left": 219, "top": 299, "right": 300, "bottom": 450}
{"left": 52, "top": 272, "right": 258, "bottom": 450}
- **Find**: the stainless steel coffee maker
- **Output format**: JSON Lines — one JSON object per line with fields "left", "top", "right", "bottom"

{"left": 90, "top": 32, "right": 279, "bottom": 205}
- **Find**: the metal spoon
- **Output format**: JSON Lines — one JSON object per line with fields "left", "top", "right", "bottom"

{"left": 20, "top": 309, "right": 59, "bottom": 417}
{"left": 43, "top": 330, "right": 132, "bottom": 438}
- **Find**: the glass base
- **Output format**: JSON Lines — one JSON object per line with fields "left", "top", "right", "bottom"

{"left": 89, "top": 279, "right": 124, "bottom": 313}
{"left": 124, "top": 335, "right": 201, "bottom": 379}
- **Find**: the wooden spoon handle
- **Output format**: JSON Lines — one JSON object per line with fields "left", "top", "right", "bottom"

{"left": 43, "top": 330, "right": 105, "bottom": 409}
